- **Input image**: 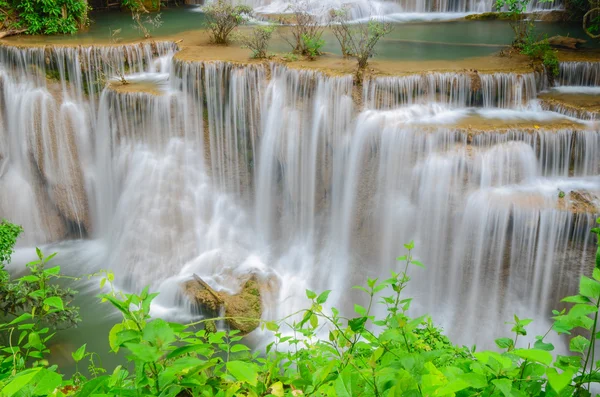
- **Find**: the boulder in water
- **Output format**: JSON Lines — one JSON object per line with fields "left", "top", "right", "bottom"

{"left": 184, "top": 274, "right": 262, "bottom": 334}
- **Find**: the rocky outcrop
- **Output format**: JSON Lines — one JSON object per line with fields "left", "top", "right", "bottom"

{"left": 184, "top": 274, "right": 262, "bottom": 334}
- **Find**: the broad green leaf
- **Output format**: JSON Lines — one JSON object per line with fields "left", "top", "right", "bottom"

{"left": 579, "top": 276, "right": 600, "bottom": 300}
{"left": 491, "top": 379, "right": 512, "bottom": 397}
{"left": 354, "top": 304, "right": 367, "bottom": 316}
{"left": 269, "top": 381, "right": 284, "bottom": 397}
{"left": 230, "top": 344, "right": 250, "bottom": 353}
{"left": 495, "top": 337, "right": 513, "bottom": 349}
{"left": 512, "top": 349, "right": 553, "bottom": 365}
{"left": 123, "top": 342, "right": 162, "bottom": 362}
{"left": 435, "top": 379, "right": 470, "bottom": 395}
{"left": 305, "top": 289, "right": 316, "bottom": 300}
{"left": 226, "top": 360, "right": 258, "bottom": 386}
{"left": 44, "top": 266, "right": 60, "bottom": 275}
{"left": 533, "top": 339, "right": 554, "bottom": 351}
{"left": 561, "top": 295, "right": 590, "bottom": 304}
{"left": 143, "top": 318, "right": 176, "bottom": 348}
{"left": 72, "top": 344, "right": 87, "bottom": 362}
{"left": 316, "top": 290, "right": 331, "bottom": 304}
{"left": 1, "top": 368, "right": 42, "bottom": 397}
{"left": 569, "top": 335, "right": 590, "bottom": 353}
{"left": 43, "top": 297, "right": 64, "bottom": 311}
{"left": 334, "top": 367, "right": 355, "bottom": 397}
{"left": 31, "top": 368, "right": 62, "bottom": 395}
{"left": 459, "top": 373, "right": 487, "bottom": 389}
{"left": 76, "top": 375, "right": 110, "bottom": 397}
{"left": 547, "top": 367, "right": 574, "bottom": 393}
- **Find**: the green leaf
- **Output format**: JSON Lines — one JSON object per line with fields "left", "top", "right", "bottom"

{"left": 411, "top": 260, "right": 425, "bottom": 268}
{"left": 76, "top": 375, "right": 110, "bottom": 397}
{"left": 579, "top": 276, "right": 600, "bottom": 300}
{"left": 226, "top": 360, "right": 258, "bottom": 386}
{"left": 491, "top": 379, "right": 512, "bottom": 397}
{"left": 316, "top": 290, "right": 331, "bottom": 304}
{"left": 72, "top": 344, "right": 87, "bottom": 362}
{"left": 334, "top": 367, "right": 355, "bottom": 397}
{"left": 143, "top": 318, "right": 176, "bottom": 348}
{"left": 354, "top": 304, "right": 367, "bottom": 316}
{"left": 31, "top": 368, "right": 62, "bottom": 395}
{"left": 512, "top": 349, "right": 553, "bottom": 365}
{"left": 403, "top": 241, "right": 415, "bottom": 250}
{"left": 230, "top": 344, "right": 250, "bottom": 353}
{"left": 495, "top": 337, "right": 514, "bottom": 349}
{"left": 265, "top": 321, "right": 279, "bottom": 332}
{"left": 44, "top": 265, "right": 60, "bottom": 275}
{"left": 1, "top": 368, "right": 42, "bottom": 397}
{"left": 569, "top": 335, "right": 590, "bottom": 353}
{"left": 547, "top": 367, "right": 574, "bottom": 393}
{"left": 459, "top": 373, "right": 487, "bottom": 389}
{"left": 305, "top": 289, "right": 316, "bottom": 300}
{"left": 348, "top": 317, "right": 367, "bottom": 332}
{"left": 123, "top": 342, "right": 162, "bottom": 362}
{"left": 593, "top": 267, "right": 600, "bottom": 281}
{"left": 309, "top": 314, "right": 318, "bottom": 328}
{"left": 43, "top": 296, "right": 64, "bottom": 311}
{"left": 561, "top": 295, "right": 590, "bottom": 304}
{"left": 533, "top": 339, "right": 554, "bottom": 351}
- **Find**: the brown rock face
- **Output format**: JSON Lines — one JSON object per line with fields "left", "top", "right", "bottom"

{"left": 184, "top": 274, "right": 262, "bottom": 334}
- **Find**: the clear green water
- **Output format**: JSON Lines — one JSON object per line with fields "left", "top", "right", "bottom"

{"left": 7, "top": 5, "right": 598, "bottom": 61}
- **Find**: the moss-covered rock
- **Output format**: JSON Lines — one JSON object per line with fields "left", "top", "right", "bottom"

{"left": 184, "top": 274, "right": 262, "bottom": 334}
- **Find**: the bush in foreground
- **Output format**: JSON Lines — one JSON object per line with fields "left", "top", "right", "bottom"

{"left": 0, "top": 219, "right": 599, "bottom": 396}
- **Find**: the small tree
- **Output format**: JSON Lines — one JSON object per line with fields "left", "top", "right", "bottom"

{"left": 282, "top": 0, "right": 325, "bottom": 56}
{"left": 495, "top": 0, "right": 552, "bottom": 45}
{"left": 203, "top": 0, "right": 252, "bottom": 45}
{"left": 329, "top": 7, "right": 353, "bottom": 57}
{"left": 329, "top": 10, "right": 393, "bottom": 78}
{"left": 235, "top": 25, "right": 275, "bottom": 59}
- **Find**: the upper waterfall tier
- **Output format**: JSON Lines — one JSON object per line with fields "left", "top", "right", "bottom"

{"left": 228, "top": 0, "right": 561, "bottom": 17}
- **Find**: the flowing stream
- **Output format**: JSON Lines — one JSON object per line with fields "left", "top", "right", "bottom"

{"left": 0, "top": 42, "right": 598, "bottom": 359}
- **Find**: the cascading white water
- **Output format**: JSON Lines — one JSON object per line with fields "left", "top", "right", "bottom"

{"left": 206, "top": 0, "right": 562, "bottom": 19}
{"left": 558, "top": 62, "right": 600, "bottom": 87}
{"left": 0, "top": 44, "right": 598, "bottom": 347}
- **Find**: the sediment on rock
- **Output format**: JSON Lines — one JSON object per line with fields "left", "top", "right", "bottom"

{"left": 184, "top": 274, "right": 262, "bottom": 334}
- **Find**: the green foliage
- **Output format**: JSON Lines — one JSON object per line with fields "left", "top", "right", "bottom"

{"left": 235, "top": 25, "right": 275, "bottom": 59}
{"left": 283, "top": 0, "right": 326, "bottom": 57}
{"left": 329, "top": 9, "right": 393, "bottom": 75}
{"left": 301, "top": 33, "right": 325, "bottom": 59}
{"left": 0, "top": 237, "right": 80, "bottom": 394}
{"left": 520, "top": 34, "right": 560, "bottom": 77}
{"left": 2, "top": 222, "right": 600, "bottom": 396}
{"left": 203, "top": 0, "right": 252, "bottom": 45}
{"left": 0, "top": 0, "right": 89, "bottom": 35}
{"left": 0, "top": 221, "right": 22, "bottom": 265}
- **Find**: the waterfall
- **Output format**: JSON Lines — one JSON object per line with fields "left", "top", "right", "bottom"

{"left": 221, "top": 0, "right": 563, "bottom": 17}
{"left": 558, "top": 62, "right": 600, "bottom": 87}
{"left": 0, "top": 43, "right": 598, "bottom": 346}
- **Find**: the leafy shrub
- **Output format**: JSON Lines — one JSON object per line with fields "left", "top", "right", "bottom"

{"left": 0, "top": 0, "right": 89, "bottom": 35}
{"left": 301, "top": 33, "right": 325, "bottom": 59}
{"left": 1, "top": 220, "right": 600, "bottom": 395}
{"left": 329, "top": 9, "right": 393, "bottom": 79}
{"left": 282, "top": 0, "right": 326, "bottom": 57}
{"left": 520, "top": 36, "right": 560, "bottom": 78}
{"left": 203, "top": 0, "right": 252, "bottom": 45}
{"left": 235, "top": 25, "right": 275, "bottom": 59}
